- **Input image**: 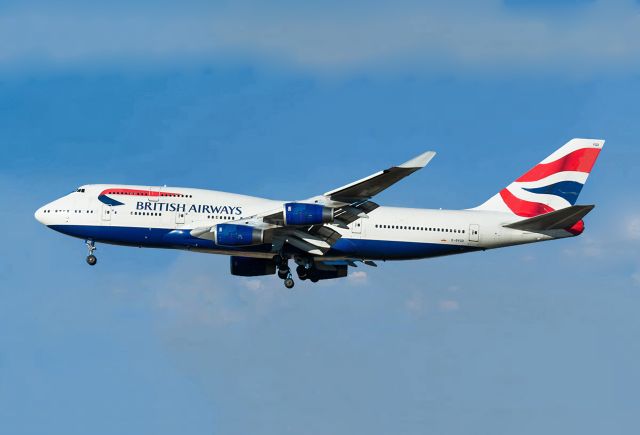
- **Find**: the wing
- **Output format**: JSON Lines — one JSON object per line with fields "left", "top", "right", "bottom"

{"left": 263, "top": 150, "right": 436, "bottom": 227}
{"left": 323, "top": 150, "right": 436, "bottom": 202}
{"left": 192, "top": 150, "right": 436, "bottom": 256}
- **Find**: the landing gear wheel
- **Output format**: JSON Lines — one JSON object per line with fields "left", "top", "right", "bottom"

{"left": 306, "top": 269, "right": 319, "bottom": 283}
{"left": 86, "top": 255, "right": 97, "bottom": 266}
{"left": 296, "top": 265, "right": 308, "bottom": 280}
{"left": 284, "top": 277, "right": 295, "bottom": 289}
{"left": 278, "top": 268, "right": 290, "bottom": 279}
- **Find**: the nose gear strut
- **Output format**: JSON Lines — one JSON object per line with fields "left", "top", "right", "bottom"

{"left": 85, "top": 239, "right": 97, "bottom": 266}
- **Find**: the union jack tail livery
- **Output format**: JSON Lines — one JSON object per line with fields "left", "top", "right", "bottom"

{"left": 475, "top": 138, "right": 604, "bottom": 218}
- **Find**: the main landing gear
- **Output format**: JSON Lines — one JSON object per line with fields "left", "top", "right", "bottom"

{"left": 274, "top": 254, "right": 295, "bottom": 289}
{"left": 296, "top": 264, "right": 319, "bottom": 282}
{"left": 296, "top": 264, "right": 319, "bottom": 283}
{"left": 85, "top": 239, "right": 97, "bottom": 266}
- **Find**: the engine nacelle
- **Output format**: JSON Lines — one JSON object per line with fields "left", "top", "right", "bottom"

{"left": 214, "top": 224, "right": 265, "bottom": 246}
{"left": 283, "top": 202, "right": 334, "bottom": 226}
{"left": 230, "top": 256, "right": 276, "bottom": 277}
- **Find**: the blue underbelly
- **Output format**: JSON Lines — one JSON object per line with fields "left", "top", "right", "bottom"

{"left": 329, "top": 238, "right": 478, "bottom": 260}
{"left": 48, "top": 225, "right": 479, "bottom": 259}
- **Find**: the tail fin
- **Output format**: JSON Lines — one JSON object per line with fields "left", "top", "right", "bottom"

{"left": 474, "top": 138, "right": 604, "bottom": 217}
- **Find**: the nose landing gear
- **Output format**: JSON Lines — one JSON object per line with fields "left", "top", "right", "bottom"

{"left": 85, "top": 240, "right": 97, "bottom": 266}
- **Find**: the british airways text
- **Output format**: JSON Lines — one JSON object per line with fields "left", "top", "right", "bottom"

{"left": 136, "top": 201, "right": 242, "bottom": 215}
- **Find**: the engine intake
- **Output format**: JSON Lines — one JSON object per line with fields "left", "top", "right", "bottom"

{"left": 214, "top": 224, "right": 265, "bottom": 246}
{"left": 283, "top": 202, "right": 334, "bottom": 226}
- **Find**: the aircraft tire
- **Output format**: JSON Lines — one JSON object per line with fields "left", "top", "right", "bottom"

{"left": 296, "top": 265, "right": 308, "bottom": 280}
{"left": 86, "top": 255, "right": 97, "bottom": 266}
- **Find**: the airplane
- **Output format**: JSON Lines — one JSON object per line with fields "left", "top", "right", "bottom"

{"left": 34, "top": 138, "right": 604, "bottom": 289}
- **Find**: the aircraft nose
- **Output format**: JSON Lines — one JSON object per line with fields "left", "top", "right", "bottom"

{"left": 34, "top": 206, "right": 46, "bottom": 224}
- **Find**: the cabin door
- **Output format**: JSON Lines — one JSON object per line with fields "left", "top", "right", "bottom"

{"left": 469, "top": 224, "right": 479, "bottom": 242}
{"left": 176, "top": 210, "right": 186, "bottom": 225}
{"left": 351, "top": 218, "right": 363, "bottom": 235}
{"left": 101, "top": 204, "right": 112, "bottom": 222}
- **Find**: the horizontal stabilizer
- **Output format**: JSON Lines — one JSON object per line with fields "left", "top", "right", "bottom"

{"left": 504, "top": 205, "right": 595, "bottom": 231}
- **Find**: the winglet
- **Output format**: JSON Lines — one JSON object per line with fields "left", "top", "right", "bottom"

{"left": 398, "top": 151, "right": 436, "bottom": 168}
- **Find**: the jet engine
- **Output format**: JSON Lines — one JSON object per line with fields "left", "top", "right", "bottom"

{"left": 214, "top": 224, "right": 265, "bottom": 246}
{"left": 283, "top": 202, "right": 334, "bottom": 226}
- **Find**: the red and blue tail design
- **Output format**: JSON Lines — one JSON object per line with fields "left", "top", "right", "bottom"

{"left": 474, "top": 138, "right": 604, "bottom": 223}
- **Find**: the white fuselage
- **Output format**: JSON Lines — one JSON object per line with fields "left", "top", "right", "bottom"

{"left": 35, "top": 184, "right": 573, "bottom": 261}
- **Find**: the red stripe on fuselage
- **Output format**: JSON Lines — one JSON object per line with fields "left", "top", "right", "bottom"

{"left": 100, "top": 188, "right": 182, "bottom": 198}
{"left": 516, "top": 147, "right": 601, "bottom": 182}
{"left": 500, "top": 188, "right": 555, "bottom": 217}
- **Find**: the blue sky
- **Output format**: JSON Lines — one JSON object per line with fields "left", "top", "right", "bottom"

{"left": 1, "top": 1, "right": 640, "bottom": 434}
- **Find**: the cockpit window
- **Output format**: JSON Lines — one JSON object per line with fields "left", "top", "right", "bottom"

{"left": 76, "top": 188, "right": 86, "bottom": 193}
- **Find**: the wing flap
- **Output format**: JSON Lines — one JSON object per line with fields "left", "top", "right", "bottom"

{"left": 333, "top": 200, "right": 380, "bottom": 226}
{"left": 270, "top": 225, "right": 343, "bottom": 256}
